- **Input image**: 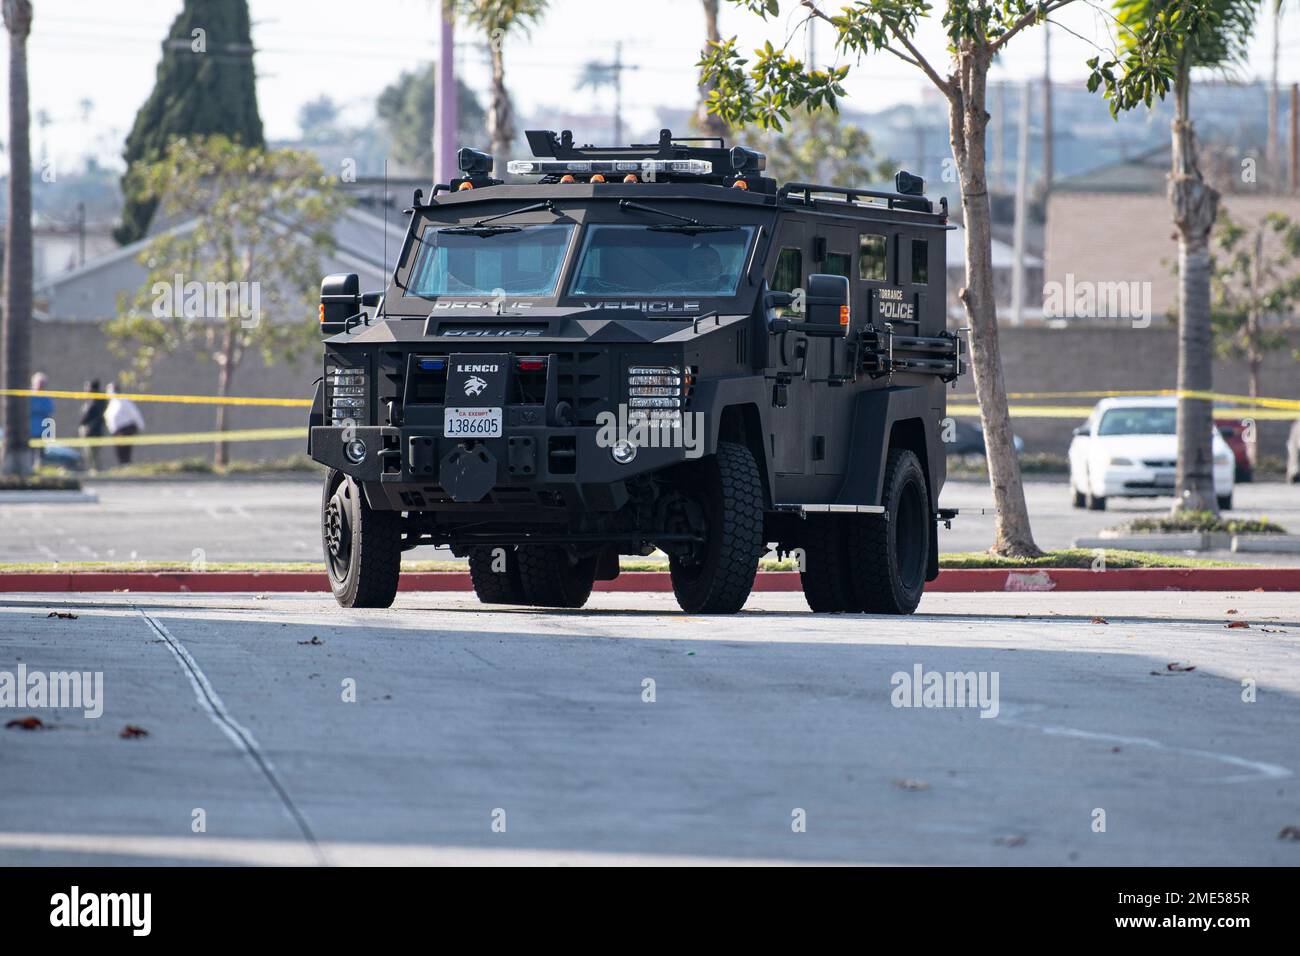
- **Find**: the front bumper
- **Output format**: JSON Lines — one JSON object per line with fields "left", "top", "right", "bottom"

{"left": 1096, "top": 463, "right": 1234, "bottom": 498}
{"left": 310, "top": 422, "right": 702, "bottom": 510}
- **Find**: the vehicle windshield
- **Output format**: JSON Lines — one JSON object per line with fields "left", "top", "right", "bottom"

{"left": 1098, "top": 407, "right": 1176, "bottom": 436}
{"left": 405, "top": 223, "right": 574, "bottom": 297}
{"left": 570, "top": 224, "right": 756, "bottom": 297}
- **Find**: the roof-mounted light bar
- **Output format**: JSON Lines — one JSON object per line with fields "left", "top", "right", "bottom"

{"left": 506, "top": 158, "right": 714, "bottom": 177}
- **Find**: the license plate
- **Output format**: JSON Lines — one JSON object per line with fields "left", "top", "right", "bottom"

{"left": 444, "top": 407, "right": 502, "bottom": 438}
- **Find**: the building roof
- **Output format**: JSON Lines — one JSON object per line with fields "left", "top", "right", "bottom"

{"left": 1054, "top": 144, "right": 1169, "bottom": 194}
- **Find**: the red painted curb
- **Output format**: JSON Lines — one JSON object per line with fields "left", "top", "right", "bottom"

{"left": 1, "top": 568, "right": 1298, "bottom": 593}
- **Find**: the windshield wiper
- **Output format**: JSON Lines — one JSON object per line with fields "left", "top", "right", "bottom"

{"left": 437, "top": 199, "right": 556, "bottom": 236}
{"left": 646, "top": 222, "right": 738, "bottom": 235}
{"left": 618, "top": 199, "right": 737, "bottom": 235}
{"left": 436, "top": 224, "right": 522, "bottom": 237}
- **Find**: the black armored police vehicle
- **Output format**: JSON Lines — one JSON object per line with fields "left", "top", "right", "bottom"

{"left": 308, "top": 129, "right": 963, "bottom": 614}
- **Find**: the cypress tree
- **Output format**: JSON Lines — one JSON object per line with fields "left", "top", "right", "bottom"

{"left": 115, "top": 0, "right": 263, "bottom": 244}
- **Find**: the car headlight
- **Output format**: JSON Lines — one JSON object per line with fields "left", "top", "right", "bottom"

{"left": 326, "top": 362, "right": 368, "bottom": 425}
{"left": 627, "top": 365, "right": 691, "bottom": 410}
{"left": 1108, "top": 456, "right": 1135, "bottom": 466}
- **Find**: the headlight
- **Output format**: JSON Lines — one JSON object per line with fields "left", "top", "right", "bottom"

{"left": 627, "top": 365, "right": 691, "bottom": 409}
{"left": 326, "top": 363, "right": 368, "bottom": 425}
{"left": 1109, "top": 456, "right": 1135, "bottom": 466}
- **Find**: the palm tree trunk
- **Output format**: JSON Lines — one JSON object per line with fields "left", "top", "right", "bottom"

{"left": 1169, "top": 71, "right": 1219, "bottom": 513}
{"left": 487, "top": 43, "right": 514, "bottom": 164}
{"left": 1, "top": 0, "right": 34, "bottom": 477}
{"left": 1268, "top": 1, "right": 1281, "bottom": 182}
{"left": 951, "top": 44, "right": 1042, "bottom": 557}
{"left": 214, "top": 323, "right": 237, "bottom": 468}
{"left": 696, "top": 0, "right": 728, "bottom": 140}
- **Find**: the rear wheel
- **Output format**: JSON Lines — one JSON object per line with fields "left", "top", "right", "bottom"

{"left": 468, "top": 547, "right": 527, "bottom": 605}
{"left": 1085, "top": 491, "right": 1106, "bottom": 511}
{"left": 1217, "top": 493, "right": 1233, "bottom": 511}
{"left": 516, "top": 546, "right": 597, "bottom": 608}
{"left": 322, "top": 469, "right": 402, "bottom": 608}
{"left": 1071, "top": 486, "right": 1086, "bottom": 509}
{"left": 799, "top": 514, "right": 860, "bottom": 612}
{"left": 668, "top": 442, "right": 764, "bottom": 614}
{"left": 847, "top": 449, "right": 930, "bottom": 615}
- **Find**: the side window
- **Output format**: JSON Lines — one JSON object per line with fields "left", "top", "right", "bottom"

{"left": 859, "top": 234, "right": 887, "bottom": 281}
{"left": 773, "top": 247, "right": 803, "bottom": 293}
{"left": 824, "top": 251, "right": 851, "bottom": 278}
{"left": 910, "top": 238, "right": 929, "bottom": 285}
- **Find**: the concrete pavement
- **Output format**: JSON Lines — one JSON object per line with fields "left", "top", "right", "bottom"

{"left": 2, "top": 590, "right": 1297, "bottom": 866}
{"left": 1, "top": 476, "right": 1298, "bottom": 565}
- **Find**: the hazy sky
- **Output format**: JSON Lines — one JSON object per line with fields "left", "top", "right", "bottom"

{"left": 7, "top": 0, "right": 1299, "bottom": 173}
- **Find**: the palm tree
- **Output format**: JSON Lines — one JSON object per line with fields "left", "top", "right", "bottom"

{"left": 1, "top": 0, "right": 34, "bottom": 477}
{"left": 1267, "top": 0, "right": 1284, "bottom": 182}
{"left": 461, "top": 0, "right": 548, "bottom": 165}
{"left": 1115, "top": 0, "right": 1257, "bottom": 514}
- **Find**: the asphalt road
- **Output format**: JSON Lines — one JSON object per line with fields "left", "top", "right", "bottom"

{"left": 1, "top": 476, "right": 1297, "bottom": 565}
{"left": 1, "top": 590, "right": 1297, "bottom": 865}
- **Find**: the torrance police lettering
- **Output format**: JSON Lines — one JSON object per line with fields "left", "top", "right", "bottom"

{"left": 50, "top": 886, "right": 152, "bottom": 936}
{"left": 877, "top": 287, "right": 915, "bottom": 321}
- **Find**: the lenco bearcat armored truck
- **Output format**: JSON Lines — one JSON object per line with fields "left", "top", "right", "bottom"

{"left": 308, "top": 129, "right": 963, "bottom": 614}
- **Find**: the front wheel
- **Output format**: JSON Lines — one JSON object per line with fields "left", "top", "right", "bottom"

{"left": 1217, "top": 493, "right": 1233, "bottom": 511}
{"left": 847, "top": 448, "right": 931, "bottom": 615}
{"left": 322, "top": 469, "right": 402, "bottom": 608}
{"left": 668, "top": 442, "right": 764, "bottom": 614}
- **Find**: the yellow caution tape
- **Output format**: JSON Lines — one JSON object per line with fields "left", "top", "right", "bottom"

{"left": 1, "top": 388, "right": 311, "bottom": 408}
{"left": 30, "top": 427, "right": 307, "bottom": 449}
{"left": 947, "top": 404, "right": 1298, "bottom": 420}
{"left": 951, "top": 388, "right": 1300, "bottom": 411}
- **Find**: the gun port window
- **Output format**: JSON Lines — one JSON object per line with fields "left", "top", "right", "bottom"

{"left": 859, "top": 234, "right": 887, "bottom": 281}
{"left": 570, "top": 225, "right": 756, "bottom": 298}
{"left": 405, "top": 223, "right": 574, "bottom": 297}
{"left": 824, "top": 251, "right": 852, "bottom": 279}
{"left": 772, "top": 247, "right": 803, "bottom": 294}
{"left": 910, "top": 238, "right": 929, "bottom": 285}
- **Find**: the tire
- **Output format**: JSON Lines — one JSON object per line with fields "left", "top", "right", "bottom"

{"left": 668, "top": 441, "right": 764, "bottom": 614}
{"left": 1217, "top": 493, "right": 1233, "bottom": 511}
{"left": 468, "top": 547, "right": 527, "bottom": 605}
{"left": 799, "top": 514, "right": 860, "bottom": 612}
{"left": 322, "top": 469, "right": 402, "bottom": 608}
{"left": 847, "top": 449, "right": 930, "bottom": 615}
{"left": 516, "top": 545, "right": 597, "bottom": 608}
{"left": 1086, "top": 491, "right": 1106, "bottom": 511}
{"left": 1071, "top": 486, "right": 1086, "bottom": 509}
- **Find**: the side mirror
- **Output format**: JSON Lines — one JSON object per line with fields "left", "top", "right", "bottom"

{"left": 803, "top": 273, "right": 851, "bottom": 337}
{"left": 320, "top": 273, "right": 360, "bottom": 334}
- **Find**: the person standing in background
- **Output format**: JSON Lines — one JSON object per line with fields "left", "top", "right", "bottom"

{"left": 104, "top": 382, "right": 145, "bottom": 466}
{"left": 78, "top": 379, "right": 108, "bottom": 472}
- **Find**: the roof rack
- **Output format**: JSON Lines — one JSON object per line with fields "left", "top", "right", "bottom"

{"left": 517, "top": 128, "right": 775, "bottom": 191}
{"left": 778, "top": 181, "right": 938, "bottom": 216}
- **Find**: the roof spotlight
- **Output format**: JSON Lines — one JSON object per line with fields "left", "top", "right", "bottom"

{"left": 458, "top": 147, "right": 494, "bottom": 176}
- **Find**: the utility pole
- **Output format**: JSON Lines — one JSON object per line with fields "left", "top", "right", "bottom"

{"left": 77, "top": 201, "right": 85, "bottom": 267}
{"left": 433, "top": 0, "right": 458, "bottom": 186}
{"left": 1268, "top": 2, "right": 1280, "bottom": 183}
{"left": 1042, "top": 22, "right": 1053, "bottom": 196}
{"left": 1011, "top": 82, "right": 1031, "bottom": 325}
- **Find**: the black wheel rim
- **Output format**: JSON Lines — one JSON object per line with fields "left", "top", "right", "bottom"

{"left": 324, "top": 480, "right": 354, "bottom": 582}
{"left": 895, "top": 478, "right": 926, "bottom": 590}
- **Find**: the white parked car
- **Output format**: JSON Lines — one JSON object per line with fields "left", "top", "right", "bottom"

{"left": 1068, "top": 397, "right": 1235, "bottom": 511}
